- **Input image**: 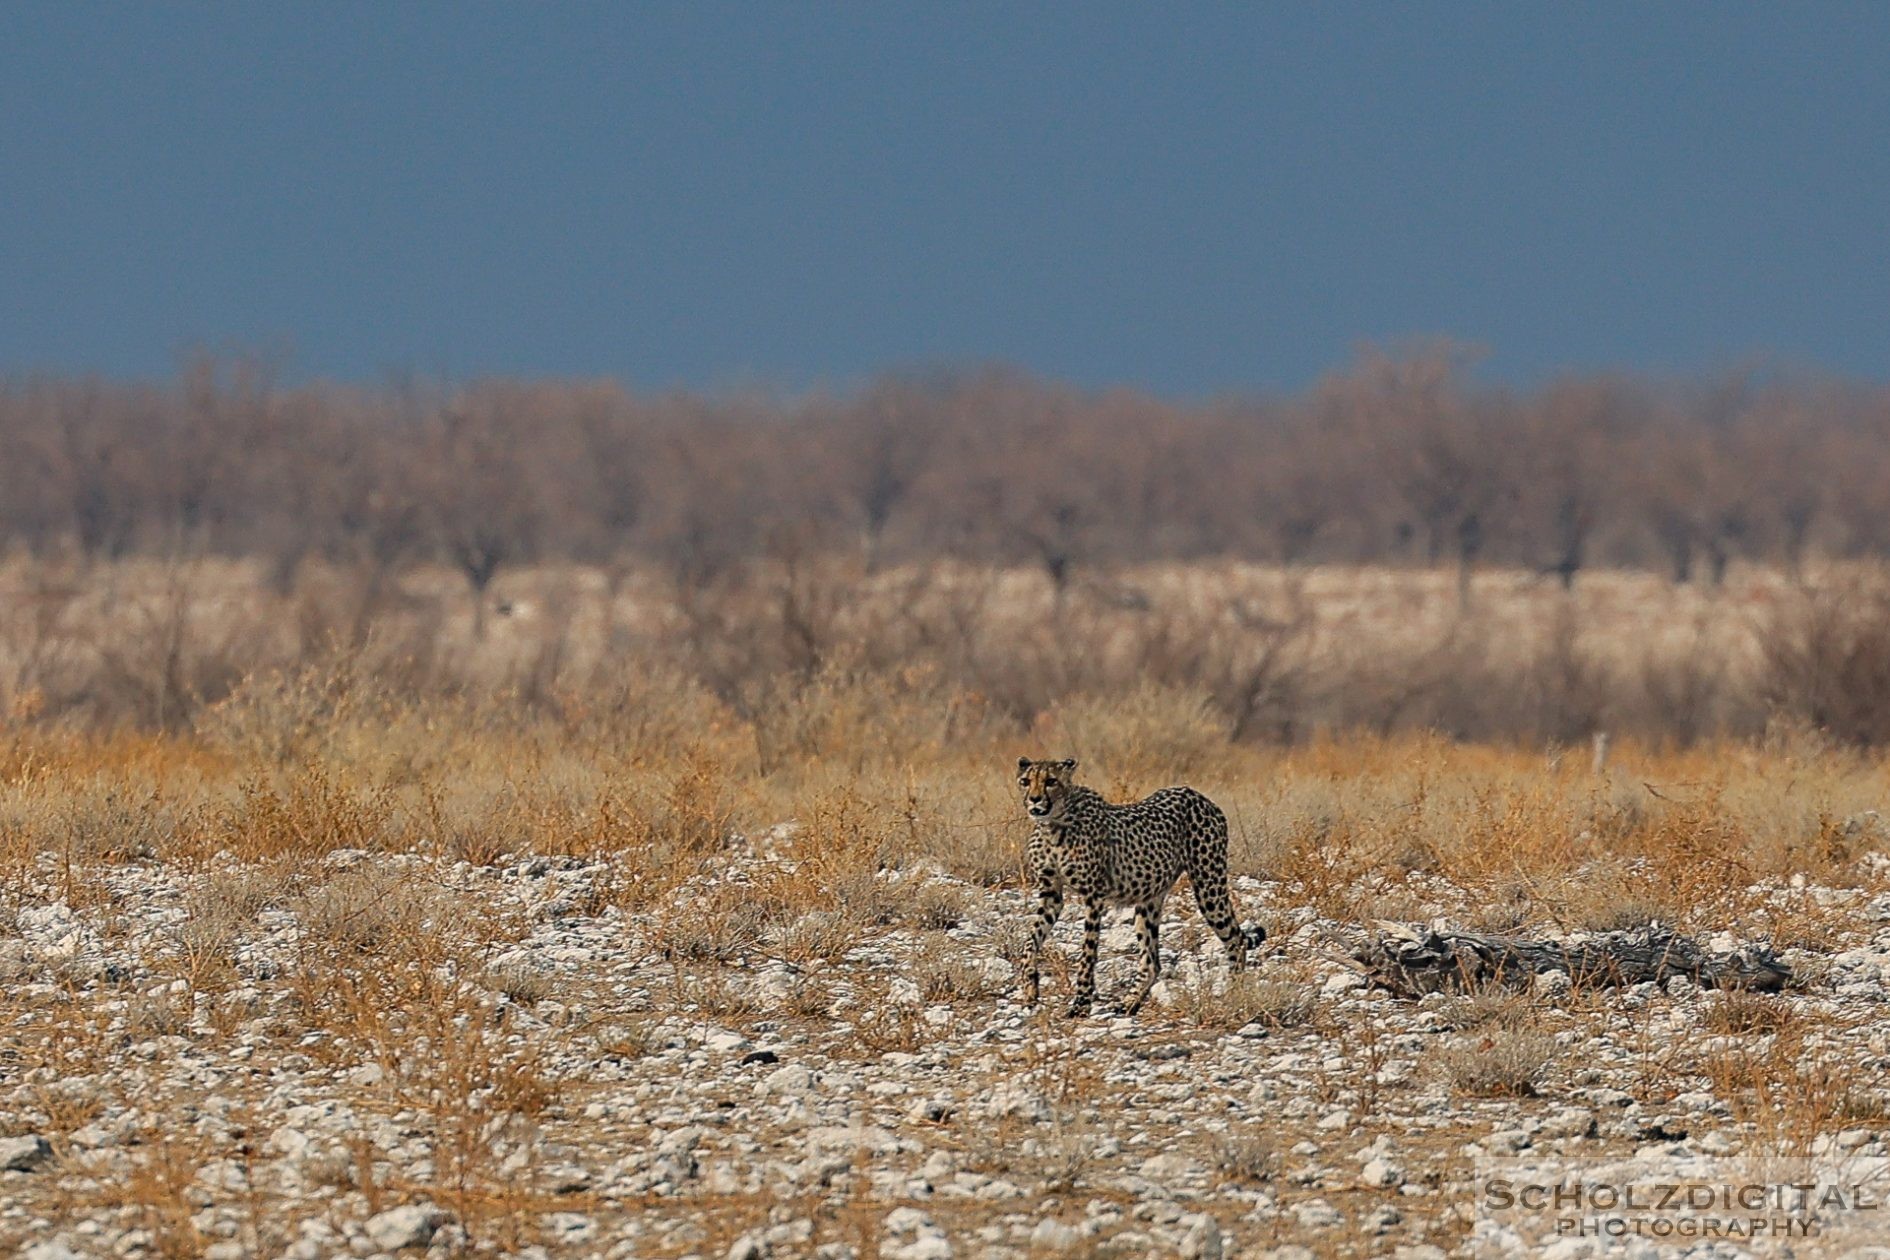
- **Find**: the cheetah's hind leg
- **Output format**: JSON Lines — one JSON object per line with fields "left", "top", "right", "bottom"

{"left": 1190, "top": 870, "right": 1248, "bottom": 975}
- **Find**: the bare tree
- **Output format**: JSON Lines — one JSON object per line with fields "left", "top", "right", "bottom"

{"left": 1524, "top": 379, "right": 1636, "bottom": 590}
{"left": 1329, "top": 344, "right": 1512, "bottom": 607}
{"left": 818, "top": 380, "right": 940, "bottom": 572}
{"left": 421, "top": 389, "right": 543, "bottom": 638}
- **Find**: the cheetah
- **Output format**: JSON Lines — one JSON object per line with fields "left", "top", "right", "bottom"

{"left": 1015, "top": 756, "right": 1262, "bottom": 1017}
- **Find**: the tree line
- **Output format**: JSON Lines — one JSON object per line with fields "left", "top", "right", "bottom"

{"left": 3, "top": 343, "right": 1885, "bottom": 598}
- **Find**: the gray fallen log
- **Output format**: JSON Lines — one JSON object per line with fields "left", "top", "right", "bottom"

{"left": 1354, "top": 921, "right": 1792, "bottom": 996}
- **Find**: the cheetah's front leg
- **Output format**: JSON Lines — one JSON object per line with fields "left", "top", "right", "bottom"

{"left": 1119, "top": 900, "right": 1162, "bottom": 1015}
{"left": 1068, "top": 901, "right": 1104, "bottom": 1018}
{"left": 1022, "top": 873, "right": 1063, "bottom": 1007}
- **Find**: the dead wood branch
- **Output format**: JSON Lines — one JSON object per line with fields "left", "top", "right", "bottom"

{"left": 1354, "top": 921, "right": 1792, "bottom": 996}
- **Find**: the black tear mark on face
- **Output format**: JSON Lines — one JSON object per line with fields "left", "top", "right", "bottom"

{"left": 1018, "top": 757, "right": 1076, "bottom": 817}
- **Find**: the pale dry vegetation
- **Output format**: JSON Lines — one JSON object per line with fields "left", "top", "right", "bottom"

{"left": 6, "top": 558, "right": 1890, "bottom": 1255}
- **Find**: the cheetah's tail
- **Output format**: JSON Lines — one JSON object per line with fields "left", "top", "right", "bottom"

{"left": 1240, "top": 922, "right": 1268, "bottom": 952}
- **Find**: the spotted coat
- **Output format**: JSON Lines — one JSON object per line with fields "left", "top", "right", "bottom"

{"left": 1016, "top": 756, "right": 1261, "bottom": 1017}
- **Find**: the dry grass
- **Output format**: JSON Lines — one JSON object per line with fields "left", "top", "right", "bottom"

{"left": 3, "top": 554, "right": 1885, "bottom": 748}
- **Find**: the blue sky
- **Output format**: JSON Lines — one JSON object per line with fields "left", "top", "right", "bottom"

{"left": 2, "top": 3, "right": 1885, "bottom": 394}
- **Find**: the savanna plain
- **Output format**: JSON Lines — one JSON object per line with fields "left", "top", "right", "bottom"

{"left": 9, "top": 555, "right": 1890, "bottom": 1260}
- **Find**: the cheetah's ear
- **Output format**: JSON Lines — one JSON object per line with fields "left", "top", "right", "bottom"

{"left": 1059, "top": 757, "right": 1078, "bottom": 773}
{"left": 1017, "top": 756, "right": 1033, "bottom": 774}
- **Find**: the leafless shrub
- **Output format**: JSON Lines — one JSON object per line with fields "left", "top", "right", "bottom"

{"left": 484, "top": 962, "right": 560, "bottom": 1006}
{"left": 911, "top": 946, "right": 1002, "bottom": 1003}
{"left": 773, "top": 911, "right": 863, "bottom": 964}
{"left": 884, "top": 878, "right": 975, "bottom": 931}
{"left": 1544, "top": 863, "right": 1680, "bottom": 933}
{"left": 1042, "top": 682, "right": 1234, "bottom": 785}
{"left": 964, "top": 1114, "right": 1096, "bottom": 1192}
{"left": 1440, "top": 987, "right": 1536, "bottom": 1032}
{"left": 1036, "top": 1121, "right": 1095, "bottom": 1193}
{"left": 1701, "top": 991, "right": 1798, "bottom": 1036}
{"left": 588, "top": 1020, "right": 658, "bottom": 1060}
{"left": 126, "top": 990, "right": 191, "bottom": 1039}
{"left": 188, "top": 863, "right": 297, "bottom": 922}
{"left": 672, "top": 972, "right": 761, "bottom": 1020}
{"left": 1439, "top": 1028, "right": 1558, "bottom": 1097}
{"left": 295, "top": 868, "right": 448, "bottom": 955}
{"left": 1760, "top": 576, "right": 1890, "bottom": 746}
{"left": 1176, "top": 975, "right": 1317, "bottom": 1031}
{"left": 781, "top": 975, "right": 836, "bottom": 1019}
{"left": 57, "top": 785, "right": 178, "bottom": 863}
{"left": 1209, "top": 1131, "right": 1280, "bottom": 1183}
{"left": 653, "top": 899, "right": 774, "bottom": 964}
{"left": 847, "top": 980, "right": 926, "bottom": 1054}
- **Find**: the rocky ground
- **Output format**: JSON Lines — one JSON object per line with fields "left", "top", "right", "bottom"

{"left": 6, "top": 829, "right": 1890, "bottom": 1260}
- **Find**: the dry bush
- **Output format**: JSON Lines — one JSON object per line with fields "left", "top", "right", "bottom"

{"left": 1460, "top": 877, "right": 1536, "bottom": 935}
{"left": 1208, "top": 1131, "right": 1280, "bottom": 1184}
{"left": 1035, "top": 1121, "right": 1096, "bottom": 1193}
{"left": 1270, "top": 813, "right": 1409, "bottom": 922}
{"left": 743, "top": 661, "right": 1003, "bottom": 773}
{"left": 1175, "top": 974, "right": 1317, "bottom": 1032}
{"left": 666, "top": 971, "right": 762, "bottom": 1021}
{"left": 1560, "top": 887, "right": 1678, "bottom": 934}
{"left": 587, "top": 1019, "right": 658, "bottom": 1060}
{"left": 780, "top": 975, "right": 837, "bottom": 1019}
{"left": 531, "top": 757, "right": 740, "bottom": 908}
{"left": 126, "top": 990, "right": 191, "bottom": 1039}
{"left": 55, "top": 783, "right": 179, "bottom": 864}
{"left": 881, "top": 877, "right": 975, "bottom": 931}
{"left": 1699, "top": 1025, "right": 1889, "bottom": 1154}
{"left": 484, "top": 962, "right": 561, "bottom": 1006}
{"left": 652, "top": 889, "right": 777, "bottom": 964}
{"left": 294, "top": 867, "right": 454, "bottom": 956}
{"left": 0, "top": 551, "right": 1877, "bottom": 750}
{"left": 1440, "top": 986, "right": 1538, "bottom": 1032}
{"left": 910, "top": 944, "right": 1004, "bottom": 1003}
{"left": 188, "top": 862, "right": 298, "bottom": 922}
{"left": 204, "top": 767, "right": 400, "bottom": 865}
{"left": 168, "top": 913, "right": 240, "bottom": 995}
{"left": 987, "top": 917, "right": 1034, "bottom": 976}
{"left": 964, "top": 1114, "right": 1098, "bottom": 1192}
{"left": 1760, "top": 576, "right": 1890, "bottom": 747}
{"left": 1700, "top": 991, "right": 1799, "bottom": 1036}
{"left": 61, "top": 565, "right": 276, "bottom": 731}
{"left": 846, "top": 980, "right": 927, "bottom": 1054}
{"left": 1438, "top": 1028, "right": 1558, "bottom": 1097}
{"left": 311, "top": 966, "right": 567, "bottom": 1235}
{"left": 773, "top": 910, "right": 864, "bottom": 964}
{"left": 201, "top": 657, "right": 381, "bottom": 764}
{"left": 111, "top": 1129, "right": 212, "bottom": 1258}
{"left": 550, "top": 663, "right": 736, "bottom": 757}
{"left": 1040, "top": 682, "right": 1235, "bottom": 786}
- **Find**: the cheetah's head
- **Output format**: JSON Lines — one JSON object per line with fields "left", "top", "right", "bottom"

{"left": 1016, "top": 757, "right": 1079, "bottom": 822}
